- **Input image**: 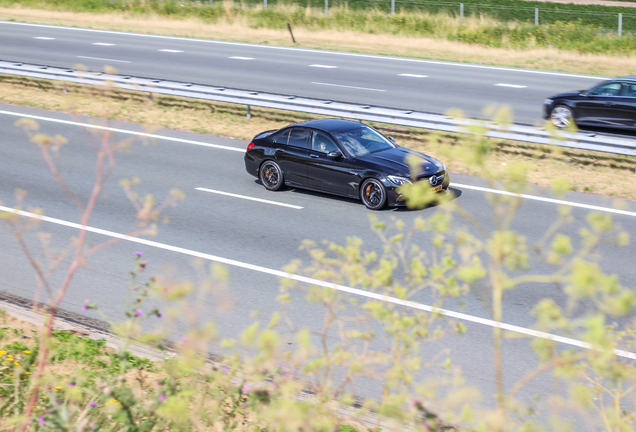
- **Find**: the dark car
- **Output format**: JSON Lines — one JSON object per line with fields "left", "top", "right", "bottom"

{"left": 545, "top": 77, "right": 636, "bottom": 130}
{"left": 244, "top": 119, "right": 450, "bottom": 210}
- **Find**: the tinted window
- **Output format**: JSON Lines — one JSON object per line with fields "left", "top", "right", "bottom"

{"left": 589, "top": 82, "right": 622, "bottom": 96}
{"left": 311, "top": 132, "right": 339, "bottom": 153}
{"left": 288, "top": 128, "right": 310, "bottom": 148}
{"left": 625, "top": 83, "right": 636, "bottom": 97}
{"left": 274, "top": 129, "right": 290, "bottom": 145}
{"left": 333, "top": 126, "right": 395, "bottom": 157}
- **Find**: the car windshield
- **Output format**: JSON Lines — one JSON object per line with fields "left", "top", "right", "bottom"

{"left": 333, "top": 126, "right": 395, "bottom": 157}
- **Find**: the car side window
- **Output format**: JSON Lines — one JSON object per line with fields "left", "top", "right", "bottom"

{"left": 274, "top": 129, "right": 290, "bottom": 145}
{"left": 311, "top": 132, "right": 338, "bottom": 153}
{"left": 288, "top": 128, "right": 311, "bottom": 149}
{"left": 625, "top": 83, "right": 636, "bottom": 97}
{"left": 589, "top": 82, "right": 622, "bottom": 96}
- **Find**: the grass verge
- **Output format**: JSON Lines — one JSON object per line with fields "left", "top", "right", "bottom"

{"left": 1, "top": 4, "right": 636, "bottom": 76}
{"left": 1, "top": 74, "right": 634, "bottom": 201}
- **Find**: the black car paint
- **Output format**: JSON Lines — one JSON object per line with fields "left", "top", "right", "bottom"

{"left": 244, "top": 119, "right": 450, "bottom": 207}
{"left": 544, "top": 77, "right": 636, "bottom": 129}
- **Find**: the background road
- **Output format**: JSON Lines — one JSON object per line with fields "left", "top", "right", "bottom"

{"left": 1, "top": 104, "right": 635, "bottom": 422}
{"left": 0, "top": 21, "right": 608, "bottom": 126}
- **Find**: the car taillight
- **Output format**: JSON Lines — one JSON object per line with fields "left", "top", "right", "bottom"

{"left": 246, "top": 142, "right": 255, "bottom": 151}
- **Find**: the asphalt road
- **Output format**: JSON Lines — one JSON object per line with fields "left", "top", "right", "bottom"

{"left": 0, "top": 20, "right": 609, "bottom": 126}
{"left": 1, "top": 104, "right": 635, "bottom": 424}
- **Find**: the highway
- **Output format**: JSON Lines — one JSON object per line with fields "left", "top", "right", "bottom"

{"left": 1, "top": 104, "right": 635, "bottom": 424}
{"left": 0, "top": 20, "right": 609, "bottom": 126}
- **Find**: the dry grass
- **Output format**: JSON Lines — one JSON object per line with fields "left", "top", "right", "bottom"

{"left": 0, "top": 6, "right": 636, "bottom": 76}
{"left": 1, "top": 74, "right": 634, "bottom": 201}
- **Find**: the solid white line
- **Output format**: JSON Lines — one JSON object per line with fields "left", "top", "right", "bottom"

{"left": 196, "top": 187, "right": 303, "bottom": 209}
{"left": 495, "top": 83, "right": 527, "bottom": 88}
{"left": 77, "top": 56, "right": 130, "bottom": 63}
{"left": 454, "top": 183, "right": 636, "bottom": 218}
{"left": 0, "top": 204, "right": 633, "bottom": 360}
{"left": 159, "top": 49, "right": 183, "bottom": 53}
{"left": 399, "top": 73, "right": 427, "bottom": 78}
{"left": 311, "top": 82, "right": 386, "bottom": 92}
{"left": 309, "top": 64, "right": 337, "bottom": 68}
{"left": 92, "top": 43, "right": 115, "bottom": 46}
{"left": 0, "top": 21, "right": 606, "bottom": 80}
{"left": 229, "top": 56, "right": 254, "bottom": 60}
{"left": 0, "top": 109, "right": 245, "bottom": 152}
{"left": 34, "top": 36, "right": 55, "bottom": 40}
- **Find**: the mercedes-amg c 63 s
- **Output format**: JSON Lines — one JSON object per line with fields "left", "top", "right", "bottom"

{"left": 244, "top": 119, "right": 450, "bottom": 210}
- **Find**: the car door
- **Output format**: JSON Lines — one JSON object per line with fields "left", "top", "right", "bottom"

{"left": 272, "top": 128, "right": 310, "bottom": 186}
{"left": 577, "top": 81, "right": 630, "bottom": 126}
{"left": 306, "top": 131, "right": 358, "bottom": 197}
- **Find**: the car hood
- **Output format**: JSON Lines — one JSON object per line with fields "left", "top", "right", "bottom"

{"left": 359, "top": 147, "right": 443, "bottom": 177}
{"left": 550, "top": 91, "right": 583, "bottom": 99}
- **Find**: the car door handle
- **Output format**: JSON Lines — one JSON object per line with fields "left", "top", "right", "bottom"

{"left": 310, "top": 154, "right": 320, "bottom": 158}
{"left": 605, "top": 102, "right": 615, "bottom": 106}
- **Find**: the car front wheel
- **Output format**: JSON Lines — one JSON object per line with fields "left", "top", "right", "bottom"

{"left": 360, "top": 178, "right": 387, "bottom": 210}
{"left": 260, "top": 161, "right": 284, "bottom": 191}
{"left": 550, "top": 105, "right": 575, "bottom": 129}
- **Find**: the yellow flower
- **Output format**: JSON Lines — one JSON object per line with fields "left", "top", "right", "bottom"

{"left": 13, "top": 362, "right": 19, "bottom": 366}
{"left": 55, "top": 386, "right": 62, "bottom": 389}
{"left": 0, "top": 350, "right": 5, "bottom": 355}
{"left": 23, "top": 351, "right": 30, "bottom": 354}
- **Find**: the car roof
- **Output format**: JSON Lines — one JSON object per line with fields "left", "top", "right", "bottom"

{"left": 291, "top": 118, "right": 365, "bottom": 133}
{"left": 609, "top": 76, "right": 636, "bottom": 82}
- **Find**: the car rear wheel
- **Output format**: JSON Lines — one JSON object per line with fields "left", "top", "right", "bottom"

{"left": 550, "top": 105, "right": 575, "bottom": 129}
{"left": 260, "top": 161, "right": 284, "bottom": 191}
{"left": 360, "top": 178, "right": 387, "bottom": 210}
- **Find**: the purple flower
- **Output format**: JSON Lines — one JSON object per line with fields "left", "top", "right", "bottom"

{"left": 222, "top": 366, "right": 229, "bottom": 375}
{"left": 134, "top": 251, "right": 143, "bottom": 258}
{"left": 159, "top": 394, "right": 166, "bottom": 401}
{"left": 135, "top": 309, "right": 143, "bottom": 317}
{"left": 89, "top": 400, "right": 97, "bottom": 407}
{"left": 181, "top": 336, "right": 188, "bottom": 342}
{"left": 82, "top": 300, "right": 90, "bottom": 311}
{"left": 38, "top": 416, "right": 45, "bottom": 425}
{"left": 241, "top": 384, "right": 252, "bottom": 394}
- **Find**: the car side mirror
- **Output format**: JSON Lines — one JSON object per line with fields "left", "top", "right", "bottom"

{"left": 388, "top": 136, "right": 396, "bottom": 144}
{"left": 327, "top": 150, "right": 343, "bottom": 159}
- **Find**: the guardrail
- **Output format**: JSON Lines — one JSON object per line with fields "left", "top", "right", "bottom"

{"left": 1, "top": 60, "right": 636, "bottom": 160}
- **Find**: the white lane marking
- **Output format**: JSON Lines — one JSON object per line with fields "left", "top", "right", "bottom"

{"left": 92, "top": 42, "right": 115, "bottom": 46}
{"left": 196, "top": 187, "right": 303, "bottom": 209}
{"left": 1, "top": 109, "right": 633, "bottom": 217}
{"left": 1, "top": 204, "right": 634, "bottom": 360}
{"left": 77, "top": 56, "right": 130, "bottom": 63}
{"left": 495, "top": 83, "right": 527, "bottom": 88}
{"left": 311, "top": 82, "right": 386, "bottom": 92}
{"left": 0, "top": 110, "right": 245, "bottom": 152}
{"left": 229, "top": 56, "right": 254, "bottom": 60}
{"left": 159, "top": 49, "right": 183, "bottom": 53}
{"left": 399, "top": 73, "right": 427, "bottom": 78}
{"left": 0, "top": 21, "right": 607, "bottom": 80}
{"left": 309, "top": 64, "right": 337, "bottom": 68}
{"left": 34, "top": 36, "right": 55, "bottom": 40}
{"left": 454, "top": 183, "right": 636, "bottom": 218}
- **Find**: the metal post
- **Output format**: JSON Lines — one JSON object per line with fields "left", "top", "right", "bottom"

{"left": 264, "top": 0, "right": 267, "bottom": 10}
{"left": 619, "top": 13, "right": 623, "bottom": 38}
{"left": 325, "top": 0, "right": 328, "bottom": 16}
{"left": 247, "top": 105, "right": 251, "bottom": 121}
{"left": 391, "top": 0, "right": 395, "bottom": 16}
{"left": 535, "top": 8, "right": 538, "bottom": 25}
{"left": 460, "top": 3, "right": 464, "bottom": 23}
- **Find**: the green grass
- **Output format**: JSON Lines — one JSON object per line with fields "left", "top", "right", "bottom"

{"left": 2, "top": 0, "right": 636, "bottom": 52}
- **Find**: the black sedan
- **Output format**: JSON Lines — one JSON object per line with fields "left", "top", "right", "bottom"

{"left": 244, "top": 119, "right": 450, "bottom": 210}
{"left": 545, "top": 76, "right": 636, "bottom": 130}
